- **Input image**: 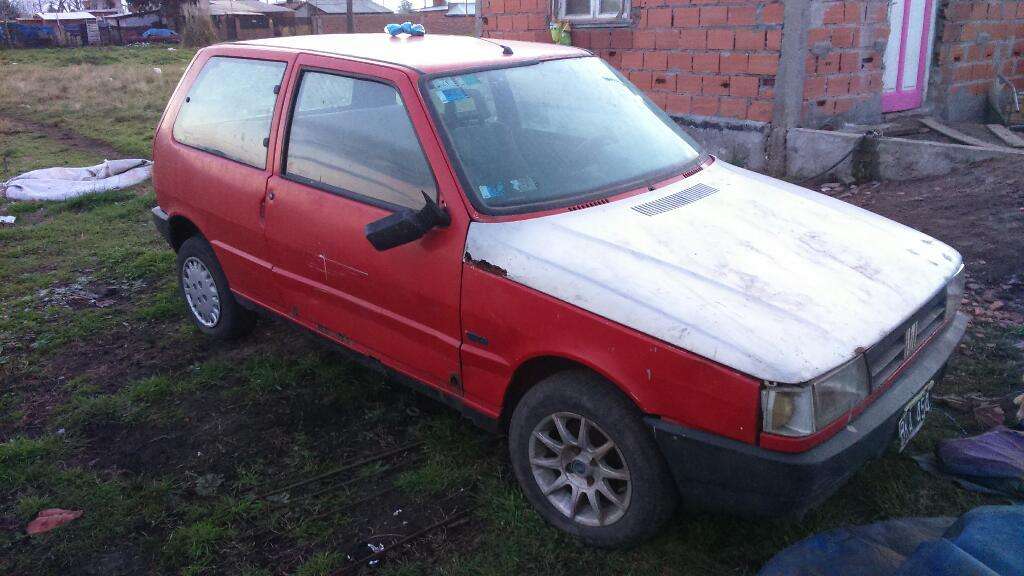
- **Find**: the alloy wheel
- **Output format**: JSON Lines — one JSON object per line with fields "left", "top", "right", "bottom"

{"left": 528, "top": 411, "right": 631, "bottom": 526}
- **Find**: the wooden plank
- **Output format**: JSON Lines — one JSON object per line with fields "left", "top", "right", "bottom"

{"left": 919, "top": 117, "right": 997, "bottom": 148}
{"left": 986, "top": 123, "right": 1024, "bottom": 148}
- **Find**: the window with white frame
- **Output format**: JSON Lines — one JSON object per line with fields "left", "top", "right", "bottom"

{"left": 558, "top": 0, "right": 628, "bottom": 22}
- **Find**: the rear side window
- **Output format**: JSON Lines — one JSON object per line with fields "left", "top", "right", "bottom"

{"left": 284, "top": 70, "right": 436, "bottom": 210}
{"left": 173, "top": 56, "right": 286, "bottom": 169}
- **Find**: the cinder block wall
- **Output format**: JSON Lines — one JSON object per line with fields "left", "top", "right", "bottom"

{"left": 932, "top": 0, "right": 1024, "bottom": 121}
{"left": 802, "top": 0, "right": 889, "bottom": 126}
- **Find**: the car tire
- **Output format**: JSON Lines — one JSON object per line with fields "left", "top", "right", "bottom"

{"left": 176, "top": 236, "right": 253, "bottom": 340}
{"left": 508, "top": 369, "right": 678, "bottom": 548}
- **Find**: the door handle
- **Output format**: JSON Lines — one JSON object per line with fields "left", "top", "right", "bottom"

{"left": 267, "top": 191, "right": 276, "bottom": 201}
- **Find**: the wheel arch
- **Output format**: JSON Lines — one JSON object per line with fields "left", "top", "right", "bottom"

{"left": 167, "top": 214, "right": 203, "bottom": 251}
{"left": 499, "top": 355, "right": 643, "bottom": 433}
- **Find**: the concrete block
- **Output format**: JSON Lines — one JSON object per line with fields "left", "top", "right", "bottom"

{"left": 674, "top": 115, "right": 770, "bottom": 171}
{"left": 786, "top": 127, "right": 1024, "bottom": 181}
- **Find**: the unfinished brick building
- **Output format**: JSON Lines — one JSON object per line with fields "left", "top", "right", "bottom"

{"left": 479, "top": 0, "right": 1024, "bottom": 171}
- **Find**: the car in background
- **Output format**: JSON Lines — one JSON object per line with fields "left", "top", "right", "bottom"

{"left": 151, "top": 34, "right": 967, "bottom": 547}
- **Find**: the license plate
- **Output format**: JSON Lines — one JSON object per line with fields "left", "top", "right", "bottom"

{"left": 897, "top": 381, "right": 933, "bottom": 452}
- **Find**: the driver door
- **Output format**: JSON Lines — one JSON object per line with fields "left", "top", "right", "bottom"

{"left": 264, "top": 54, "right": 469, "bottom": 392}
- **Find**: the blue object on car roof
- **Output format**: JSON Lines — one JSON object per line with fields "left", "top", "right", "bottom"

{"left": 384, "top": 22, "right": 425, "bottom": 37}
{"left": 757, "top": 505, "right": 1024, "bottom": 576}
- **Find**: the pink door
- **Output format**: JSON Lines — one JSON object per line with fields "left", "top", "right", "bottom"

{"left": 882, "top": 0, "right": 937, "bottom": 112}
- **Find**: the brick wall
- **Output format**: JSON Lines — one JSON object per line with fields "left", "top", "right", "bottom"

{"left": 802, "top": 0, "right": 889, "bottom": 126}
{"left": 480, "top": 0, "right": 1024, "bottom": 127}
{"left": 480, "top": 0, "right": 555, "bottom": 43}
{"left": 316, "top": 12, "right": 475, "bottom": 35}
{"left": 932, "top": 0, "right": 1024, "bottom": 120}
{"left": 484, "top": 0, "right": 784, "bottom": 123}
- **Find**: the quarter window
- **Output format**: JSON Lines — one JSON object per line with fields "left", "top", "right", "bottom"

{"left": 173, "top": 56, "right": 286, "bottom": 169}
{"left": 559, "top": 0, "right": 628, "bottom": 22}
{"left": 285, "top": 71, "right": 436, "bottom": 210}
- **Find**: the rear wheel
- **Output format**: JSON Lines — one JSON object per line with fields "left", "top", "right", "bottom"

{"left": 177, "top": 236, "right": 253, "bottom": 340}
{"left": 508, "top": 370, "right": 678, "bottom": 548}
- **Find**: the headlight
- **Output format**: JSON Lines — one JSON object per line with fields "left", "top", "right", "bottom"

{"left": 946, "top": 264, "right": 965, "bottom": 320}
{"left": 762, "top": 357, "right": 870, "bottom": 437}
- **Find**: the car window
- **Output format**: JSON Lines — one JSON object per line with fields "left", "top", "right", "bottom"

{"left": 424, "top": 57, "right": 701, "bottom": 214}
{"left": 173, "top": 56, "right": 286, "bottom": 169}
{"left": 284, "top": 70, "right": 436, "bottom": 211}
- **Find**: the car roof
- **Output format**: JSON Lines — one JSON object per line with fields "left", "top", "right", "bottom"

{"left": 235, "top": 34, "right": 590, "bottom": 74}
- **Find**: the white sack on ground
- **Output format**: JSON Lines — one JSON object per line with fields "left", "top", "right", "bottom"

{"left": 3, "top": 159, "right": 153, "bottom": 201}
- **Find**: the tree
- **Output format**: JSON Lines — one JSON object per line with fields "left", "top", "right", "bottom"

{"left": 0, "top": 0, "right": 26, "bottom": 18}
{"left": 397, "top": 0, "right": 413, "bottom": 13}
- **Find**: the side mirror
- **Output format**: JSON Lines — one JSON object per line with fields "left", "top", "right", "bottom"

{"left": 365, "top": 192, "right": 451, "bottom": 251}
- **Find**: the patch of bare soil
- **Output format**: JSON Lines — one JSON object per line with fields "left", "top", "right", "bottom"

{"left": 0, "top": 115, "right": 127, "bottom": 161}
{"left": 827, "top": 156, "right": 1024, "bottom": 326}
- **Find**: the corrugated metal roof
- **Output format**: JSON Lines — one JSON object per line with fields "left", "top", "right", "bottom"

{"left": 231, "top": 0, "right": 296, "bottom": 13}
{"left": 104, "top": 9, "right": 160, "bottom": 19}
{"left": 304, "top": 0, "right": 392, "bottom": 14}
{"left": 208, "top": 1, "right": 264, "bottom": 16}
{"left": 36, "top": 11, "right": 97, "bottom": 20}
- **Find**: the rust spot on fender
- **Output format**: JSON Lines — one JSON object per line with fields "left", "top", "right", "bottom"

{"left": 464, "top": 252, "right": 508, "bottom": 277}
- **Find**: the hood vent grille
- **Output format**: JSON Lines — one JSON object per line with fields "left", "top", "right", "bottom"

{"left": 631, "top": 183, "right": 718, "bottom": 216}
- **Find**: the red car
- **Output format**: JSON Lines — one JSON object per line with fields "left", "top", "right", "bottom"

{"left": 152, "top": 34, "right": 966, "bottom": 547}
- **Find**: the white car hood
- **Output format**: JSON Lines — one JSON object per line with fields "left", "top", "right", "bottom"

{"left": 464, "top": 160, "right": 962, "bottom": 384}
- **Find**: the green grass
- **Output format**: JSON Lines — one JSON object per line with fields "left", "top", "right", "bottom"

{"left": 0, "top": 46, "right": 1021, "bottom": 576}
{"left": 0, "top": 45, "right": 197, "bottom": 67}
{"left": 0, "top": 46, "right": 194, "bottom": 157}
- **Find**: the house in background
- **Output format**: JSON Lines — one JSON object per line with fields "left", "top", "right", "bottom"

{"left": 18, "top": 11, "right": 99, "bottom": 46}
{"left": 295, "top": 0, "right": 391, "bottom": 34}
{"left": 294, "top": 0, "right": 474, "bottom": 34}
{"left": 481, "top": 0, "right": 1024, "bottom": 171}
{"left": 209, "top": 0, "right": 298, "bottom": 41}
{"left": 415, "top": 0, "right": 477, "bottom": 17}
{"left": 104, "top": 9, "right": 164, "bottom": 44}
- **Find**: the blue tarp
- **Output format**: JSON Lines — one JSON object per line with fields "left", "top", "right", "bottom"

{"left": 939, "top": 427, "right": 1024, "bottom": 480}
{"left": 758, "top": 506, "right": 1024, "bottom": 576}
{"left": 141, "top": 28, "right": 177, "bottom": 38}
{"left": 2, "top": 23, "right": 55, "bottom": 45}
{"left": 915, "top": 427, "right": 1024, "bottom": 499}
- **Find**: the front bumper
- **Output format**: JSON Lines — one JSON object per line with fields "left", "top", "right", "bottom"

{"left": 151, "top": 206, "right": 172, "bottom": 248}
{"left": 648, "top": 311, "right": 968, "bottom": 517}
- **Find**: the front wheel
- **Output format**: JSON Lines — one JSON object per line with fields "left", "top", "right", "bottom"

{"left": 176, "top": 236, "right": 253, "bottom": 340}
{"left": 508, "top": 370, "right": 678, "bottom": 548}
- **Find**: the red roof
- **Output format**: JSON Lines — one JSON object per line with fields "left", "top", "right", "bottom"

{"left": 237, "top": 33, "right": 589, "bottom": 74}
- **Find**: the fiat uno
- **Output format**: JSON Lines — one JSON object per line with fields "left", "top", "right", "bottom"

{"left": 152, "top": 34, "right": 967, "bottom": 547}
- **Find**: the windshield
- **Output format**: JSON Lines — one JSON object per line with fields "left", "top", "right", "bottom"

{"left": 424, "top": 57, "right": 703, "bottom": 214}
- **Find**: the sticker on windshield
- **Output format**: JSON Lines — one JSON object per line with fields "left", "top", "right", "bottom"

{"left": 433, "top": 76, "right": 480, "bottom": 91}
{"left": 478, "top": 183, "right": 504, "bottom": 199}
{"left": 509, "top": 177, "right": 538, "bottom": 194}
{"left": 432, "top": 78, "right": 459, "bottom": 91}
{"left": 437, "top": 88, "right": 468, "bottom": 103}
